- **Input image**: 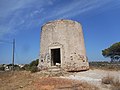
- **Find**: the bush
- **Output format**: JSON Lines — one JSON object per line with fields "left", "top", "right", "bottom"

{"left": 14, "top": 65, "right": 21, "bottom": 71}
{"left": 111, "top": 78, "right": 120, "bottom": 90}
{"left": 102, "top": 75, "right": 120, "bottom": 90}
{"left": 29, "top": 59, "right": 39, "bottom": 68}
{"left": 22, "top": 59, "right": 39, "bottom": 73}
{"left": 0, "top": 66, "right": 5, "bottom": 71}
{"left": 22, "top": 64, "right": 30, "bottom": 71}
{"left": 30, "top": 66, "right": 38, "bottom": 73}
{"left": 29, "top": 59, "right": 39, "bottom": 73}
{"left": 102, "top": 75, "right": 113, "bottom": 84}
{"left": 89, "top": 62, "right": 120, "bottom": 70}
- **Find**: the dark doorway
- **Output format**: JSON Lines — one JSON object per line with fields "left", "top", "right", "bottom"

{"left": 51, "top": 48, "right": 61, "bottom": 66}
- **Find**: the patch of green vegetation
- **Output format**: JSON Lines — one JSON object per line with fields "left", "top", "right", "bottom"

{"left": 22, "top": 59, "right": 39, "bottom": 73}
{"left": 102, "top": 42, "right": 120, "bottom": 62}
{"left": 89, "top": 61, "right": 120, "bottom": 70}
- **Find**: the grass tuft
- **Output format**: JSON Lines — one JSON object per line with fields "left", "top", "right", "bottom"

{"left": 102, "top": 75, "right": 120, "bottom": 90}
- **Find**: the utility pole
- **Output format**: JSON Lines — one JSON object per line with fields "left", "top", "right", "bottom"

{"left": 0, "top": 39, "right": 15, "bottom": 71}
{"left": 12, "top": 39, "right": 15, "bottom": 71}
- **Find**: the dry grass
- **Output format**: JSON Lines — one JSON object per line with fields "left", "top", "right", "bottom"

{"left": 0, "top": 71, "right": 98, "bottom": 90}
{"left": 102, "top": 75, "right": 120, "bottom": 90}
{"left": 111, "top": 78, "right": 120, "bottom": 90}
{"left": 0, "top": 71, "right": 35, "bottom": 90}
{"left": 102, "top": 75, "right": 114, "bottom": 84}
{"left": 34, "top": 77, "right": 98, "bottom": 90}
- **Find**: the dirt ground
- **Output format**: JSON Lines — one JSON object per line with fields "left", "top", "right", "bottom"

{"left": 0, "top": 69, "right": 120, "bottom": 90}
{"left": 0, "top": 70, "right": 97, "bottom": 90}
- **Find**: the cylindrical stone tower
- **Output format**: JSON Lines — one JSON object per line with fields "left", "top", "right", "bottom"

{"left": 38, "top": 19, "right": 89, "bottom": 71}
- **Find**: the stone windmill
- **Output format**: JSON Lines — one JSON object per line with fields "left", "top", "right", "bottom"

{"left": 38, "top": 19, "right": 89, "bottom": 71}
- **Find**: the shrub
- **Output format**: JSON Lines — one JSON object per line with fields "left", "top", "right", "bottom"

{"left": 22, "top": 59, "right": 39, "bottom": 73}
{"left": 102, "top": 75, "right": 120, "bottom": 90}
{"left": 30, "top": 66, "right": 38, "bottom": 73}
{"left": 29, "top": 59, "right": 39, "bottom": 68}
{"left": 102, "top": 75, "right": 113, "bottom": 84}
{"left": 22, "top": 64, "right": 30, "bottom": 71}
{"left": 111, "top": 78, "right": 120, "bottom": 90}
{"left": 29, "top": 59, "right": 39, "bottom": 73}
{"left": 0, "top": 66, "right": 5, "bottom": 71}
{"left": 89, "top": 62, "right": 120, "bottom": 70}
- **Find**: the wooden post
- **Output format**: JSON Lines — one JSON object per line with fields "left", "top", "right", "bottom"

{"left": 12, "top": 39, "right": 15, "bottom": 71}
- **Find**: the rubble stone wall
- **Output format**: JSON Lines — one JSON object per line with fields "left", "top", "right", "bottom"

{"left": 38, "top": 19, "right": 89, "bottom": 71}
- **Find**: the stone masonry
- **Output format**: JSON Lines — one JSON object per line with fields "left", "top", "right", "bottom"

{"left": 38, "top": 19, "right": 89, "bottom": 71}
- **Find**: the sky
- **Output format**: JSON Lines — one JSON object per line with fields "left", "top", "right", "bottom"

{"left": 0, "top": 0, "right": 120, "bottom": 64}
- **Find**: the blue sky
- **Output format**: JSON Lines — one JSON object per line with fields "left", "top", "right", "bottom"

{"left": 0, "top": 0, "right": 120, "bottom": 64}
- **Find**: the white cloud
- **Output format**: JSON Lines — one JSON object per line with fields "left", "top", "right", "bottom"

{"left": 45, "top": 0, "right": 114, "bottom": 19}
{"left": 0, "top": 0, "right": 120, "bottom": 39}
{"left": 0, "top": 0, "right": 53, "bottom": 38}
{"left": 0, "top": 0, "right": 34, "bottom": 17}
{"left": 0, "top": 25, "right": 11, "bottom": 38}
{"left": 30, "top": 8, "right": 44, "bottom": 17}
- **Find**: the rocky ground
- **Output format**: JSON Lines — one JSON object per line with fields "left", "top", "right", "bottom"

{"left": 0, "top": 69, "right": 120, "bottom": 90}
{"left": 61, "top": 69, "right": 120, "bottom": 90}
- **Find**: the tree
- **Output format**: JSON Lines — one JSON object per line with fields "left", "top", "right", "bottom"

{"left": 102, "top": 42, "right": 120, "bottom": 62}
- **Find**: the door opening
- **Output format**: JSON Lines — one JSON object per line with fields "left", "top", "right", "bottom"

{"left": 51, "top": 48, "right": 61, "bottom": 66}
